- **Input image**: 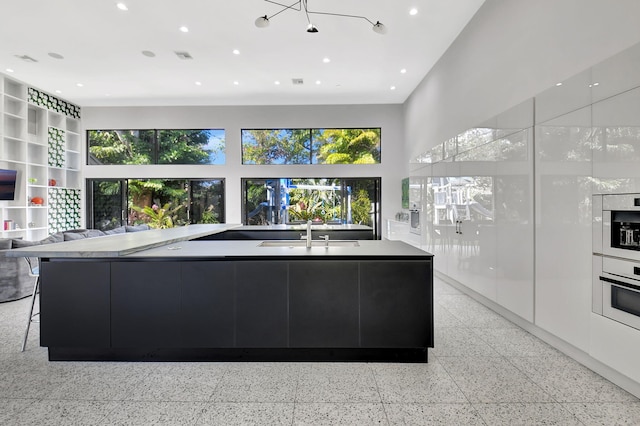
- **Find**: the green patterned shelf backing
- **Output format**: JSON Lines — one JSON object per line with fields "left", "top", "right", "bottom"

{"left": 48, "top": 127, "right": 65, "bottom": 168}
{"left": 48, "top": 188, "right": 81, "bottom": 233}
{"left": 28, "top": 87, "right": 81, "bottom": 119}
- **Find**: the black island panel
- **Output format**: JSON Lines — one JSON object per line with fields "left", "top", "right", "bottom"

{"left": 289, "top": 261, "right": 359, "bottom": 347}
{"left": 40, "top": 261, "right": 110, "bottom": 348}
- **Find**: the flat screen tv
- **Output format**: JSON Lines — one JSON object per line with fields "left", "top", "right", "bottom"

{"left": 0, "top": 169, "right": 18, "bottom": 201}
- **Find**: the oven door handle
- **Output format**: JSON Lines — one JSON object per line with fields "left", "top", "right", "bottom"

{"left": 599, "top": 275, "right": 640, "bottom": 292}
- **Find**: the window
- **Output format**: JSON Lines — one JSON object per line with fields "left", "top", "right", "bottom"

{"left": 86, "top": 178, "right": 225, "bottom": 230}
{"left": 87, "top": 129, "right": 225, "bottom": 165}
{"left": 242, "top": 177, "right": 381, "bottom": 238}
{"left": 241, "top": 128, "right": 381, "bottom": 165}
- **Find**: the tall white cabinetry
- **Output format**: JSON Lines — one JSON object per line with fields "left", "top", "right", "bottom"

{"left": 0, "top": 73, "right": 82, "bottom": 240}
{"left": 412, "top": 99, "right": 535, "bottom": 323}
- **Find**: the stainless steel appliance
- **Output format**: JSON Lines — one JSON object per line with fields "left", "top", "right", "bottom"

{"left": 593, "top": 193, "right": 640, "bottom": 330}
{"left": 410, "top": 202, "right": 421, "bottom": 235}
{"left": 602, "top": 193, "right": 640, "bottom": 261}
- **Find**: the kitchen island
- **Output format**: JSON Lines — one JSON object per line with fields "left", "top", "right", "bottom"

{"left": 10, "top": 225, "right": 433, "bottom": 362}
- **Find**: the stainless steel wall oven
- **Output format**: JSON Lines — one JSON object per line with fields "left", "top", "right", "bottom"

{"left": 593, "top": 193, "right": 640, "bottom": 330}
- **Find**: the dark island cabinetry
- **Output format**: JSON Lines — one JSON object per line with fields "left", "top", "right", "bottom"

{"left": 40, "top": 256, "right": 433, "bottom": 362}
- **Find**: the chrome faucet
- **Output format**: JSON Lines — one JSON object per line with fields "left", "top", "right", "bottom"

{"left": 319, "top": 234, "right": 329, "bottom": 248}
{"left": 300, "top": 220, "right": 313, "bottom": 248}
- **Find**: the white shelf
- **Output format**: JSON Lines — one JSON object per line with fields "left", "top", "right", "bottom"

{"left": 3, "top": 111, "right": 25, "bottom": 120}
{"left": 1, "top": 73, "right": 83, "bottom": 239}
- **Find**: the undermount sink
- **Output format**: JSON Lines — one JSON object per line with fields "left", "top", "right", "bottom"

{"left": 258, "top": 240, "right": 360, "bottom": 248}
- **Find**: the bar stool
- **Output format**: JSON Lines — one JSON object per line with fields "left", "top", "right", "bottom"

{"left": 21, "top": 257, "right": 40, "bottom": 352}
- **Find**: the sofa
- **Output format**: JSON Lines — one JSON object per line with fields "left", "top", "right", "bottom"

{"left": 0, "top": 224, "right": 150, "bottom": 303}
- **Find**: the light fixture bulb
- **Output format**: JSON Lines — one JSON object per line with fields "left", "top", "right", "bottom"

{"left": 255, "top": 15, "right": 270, "bottom": 28}
{"left": 116, "top": 3, "right": 128, "bottom": 11}
{"left": 409, "top": 8, "right": 418, "bottom": 16}
{"left": 372, "top": 21, "right": 387, "bottom": 35}
{"left": 179, "top": 26, "right": 189, "bottom": 33}
{"left": 307, "top": 23, "right": 319, "bottom": 33}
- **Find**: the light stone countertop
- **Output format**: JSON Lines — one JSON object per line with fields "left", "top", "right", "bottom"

{"left": 6, "top": 224, "right": 241, "bottom": 258}
{"left": 6, "top": 223, "right": 431, "bottom": 259}
{"left": 236, "top": 224, "right": 373, "bottom": 231}
{"left": 126, "top": 239, "right": 432, "bottom": 259}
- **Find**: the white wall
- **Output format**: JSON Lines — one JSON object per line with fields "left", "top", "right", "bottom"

{"left": 82, "top": 104, "right": 404, "bottom": 224}
{"left": 404, "top": 0, "right": 640, "bottom": 162}
{"left": 402, "top": 0, "right": 640, "bottom": 394}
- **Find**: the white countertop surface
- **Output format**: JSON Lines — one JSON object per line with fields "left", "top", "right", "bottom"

{"left": 126, "top": 239, "right": 432, "bottom": 258}
{"left": 6, "top": 223, "right": 431, "bottom": 259}
{"left": 235, "top": 224, "right": 373, "bottom": 231}
{"left": 6, "top": 224, "right": 241, "bottom": 258}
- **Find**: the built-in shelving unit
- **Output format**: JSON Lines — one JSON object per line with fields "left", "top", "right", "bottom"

{"left": 0, "top": 73, "right": 82, "bottom": 240}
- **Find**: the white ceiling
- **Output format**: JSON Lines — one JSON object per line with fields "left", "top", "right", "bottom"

{"left": 0, "top": 0, "right": 485, "bottom": 107}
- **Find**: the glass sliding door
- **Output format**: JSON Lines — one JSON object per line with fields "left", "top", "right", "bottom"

{"left": 87, "top": 178, "right": 225, "bottom": 230}
{"left": 86, "top": 179, "right": 127, "bottom": 230}
{"left": 190, "top": 179, "right": 225, "bottom": 224}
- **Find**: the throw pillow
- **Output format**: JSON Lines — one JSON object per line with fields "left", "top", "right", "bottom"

{"left": 63, "top": 231, "right": 89, "bottom": 241}
{"left": 104, "top": 226, "right": 126, "bottom": 235}
{"left": 40, "top": 232, "right": 64, "bottom": 244}
{"left": 0, "top": 238, "right": 13, "bottom": 250}
{"left": 85, "top": 229, "right": 106, "bottom": 238}
{"left": 12, "top": 239, "right": 40, "bottom": 248}
{"left": 125, "top": 224, "right": 151, "bottom": 232}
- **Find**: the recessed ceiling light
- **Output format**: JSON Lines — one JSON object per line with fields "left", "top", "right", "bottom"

{"left": 390, "top": 85, "right": 396, "bottom": 90}
{"left": 195, "top": 81, "right": 202, "bottom": 86}
{"left": 233, "top": 49, "right": 240, "bottom": 55}
{"left": 76, "top": 83, "right": 84, "bottom": 87}
{"left": 400, "top": 68, "right": 407, "bottom": 74}
{"left": 556, "top": 82, "right": 563, "bottom": 86}
{"left": 116, "top": 3, "right": 128, "bottom": 11}
{"left": 315, "top": 80, "right": 321, "bottom": 85}
{"left": 48, "top": 52, "right": 64, "bottom": 60}
{"left": 409, "top": 8, "right": 418, "bottom": 16}
{"left": 179, "top": 26, "right": 189, "bottom": 33}
{"left": 6, "top": 68, "right": 14, "bottom": 73}
{"left": 593, "top": 82, "right": 600, "bottom": 86}
{"left": 323, "top": 57, "right": 330, "bottom": 63}
{"left": 142, "top": 50, "right": 156, "bottom": 58}
{"left": 233, "top": 81, "right": 239, "bottom": 86}
{"left": 274, "top": 81, "right": 281, "bottom": 85}
{"left": 55, "top": 89, "right": 62, "bottom": 94}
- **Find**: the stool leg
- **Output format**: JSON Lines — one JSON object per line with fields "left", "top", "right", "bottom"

{"left": 21, "top": 276, "right": 40, "bottom": 352}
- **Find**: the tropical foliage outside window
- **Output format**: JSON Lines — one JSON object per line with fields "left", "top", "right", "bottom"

{"left": 87, "top": 129, "right": 225, "bottom": 165}
{"left": 87, "top": 178, "right": 225, "bottom": 230}
{"left": 241, "top": 128, "right": 381, "bottom": 165}
{"left": 242, "top": 178, "right": 380, "bottom": 238}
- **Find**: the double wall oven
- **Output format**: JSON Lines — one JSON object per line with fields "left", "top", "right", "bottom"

{"left": 593, "top": 193, "right": 640, "bottom": 330}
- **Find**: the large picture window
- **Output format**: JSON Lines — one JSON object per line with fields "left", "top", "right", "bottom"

{"left": 242, "top": 177, "right": 381, "bottom": 238}
{"left": 87, "top": 129, "right": 225, "bottom": 165}
{"left": 86, "top": 178, "right": 225, "bottom": 230}
{"left": 241, "top": 128, "right": 381, "bottom": 165}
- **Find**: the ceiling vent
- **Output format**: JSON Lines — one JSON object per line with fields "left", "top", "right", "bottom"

{"left": 292, "top": 78, "right": 304, "bottom": 85}
{"left": 15, "top": 54, "right": 38, "bottom": 63}
{"left": 174, "top": 51, "right": 193, "bottom": 60}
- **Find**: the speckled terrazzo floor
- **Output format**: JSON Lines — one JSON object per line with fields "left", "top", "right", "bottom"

{"left": 0, "top": 278, "right": 638, "bottom": 425}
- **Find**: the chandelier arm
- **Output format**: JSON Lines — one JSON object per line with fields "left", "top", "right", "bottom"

{"left": 306, "top": 10, "right": 376, "bottom": 26}
{"left": 264, "top": 0, "right": 302, "bottom": 20}
{"left": 303, "top": 0, "right": 312, "bottom": 25}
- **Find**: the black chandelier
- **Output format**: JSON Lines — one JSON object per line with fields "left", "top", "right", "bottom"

{"left": 255, "top": 0, "right": 387, "bottom": 34}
